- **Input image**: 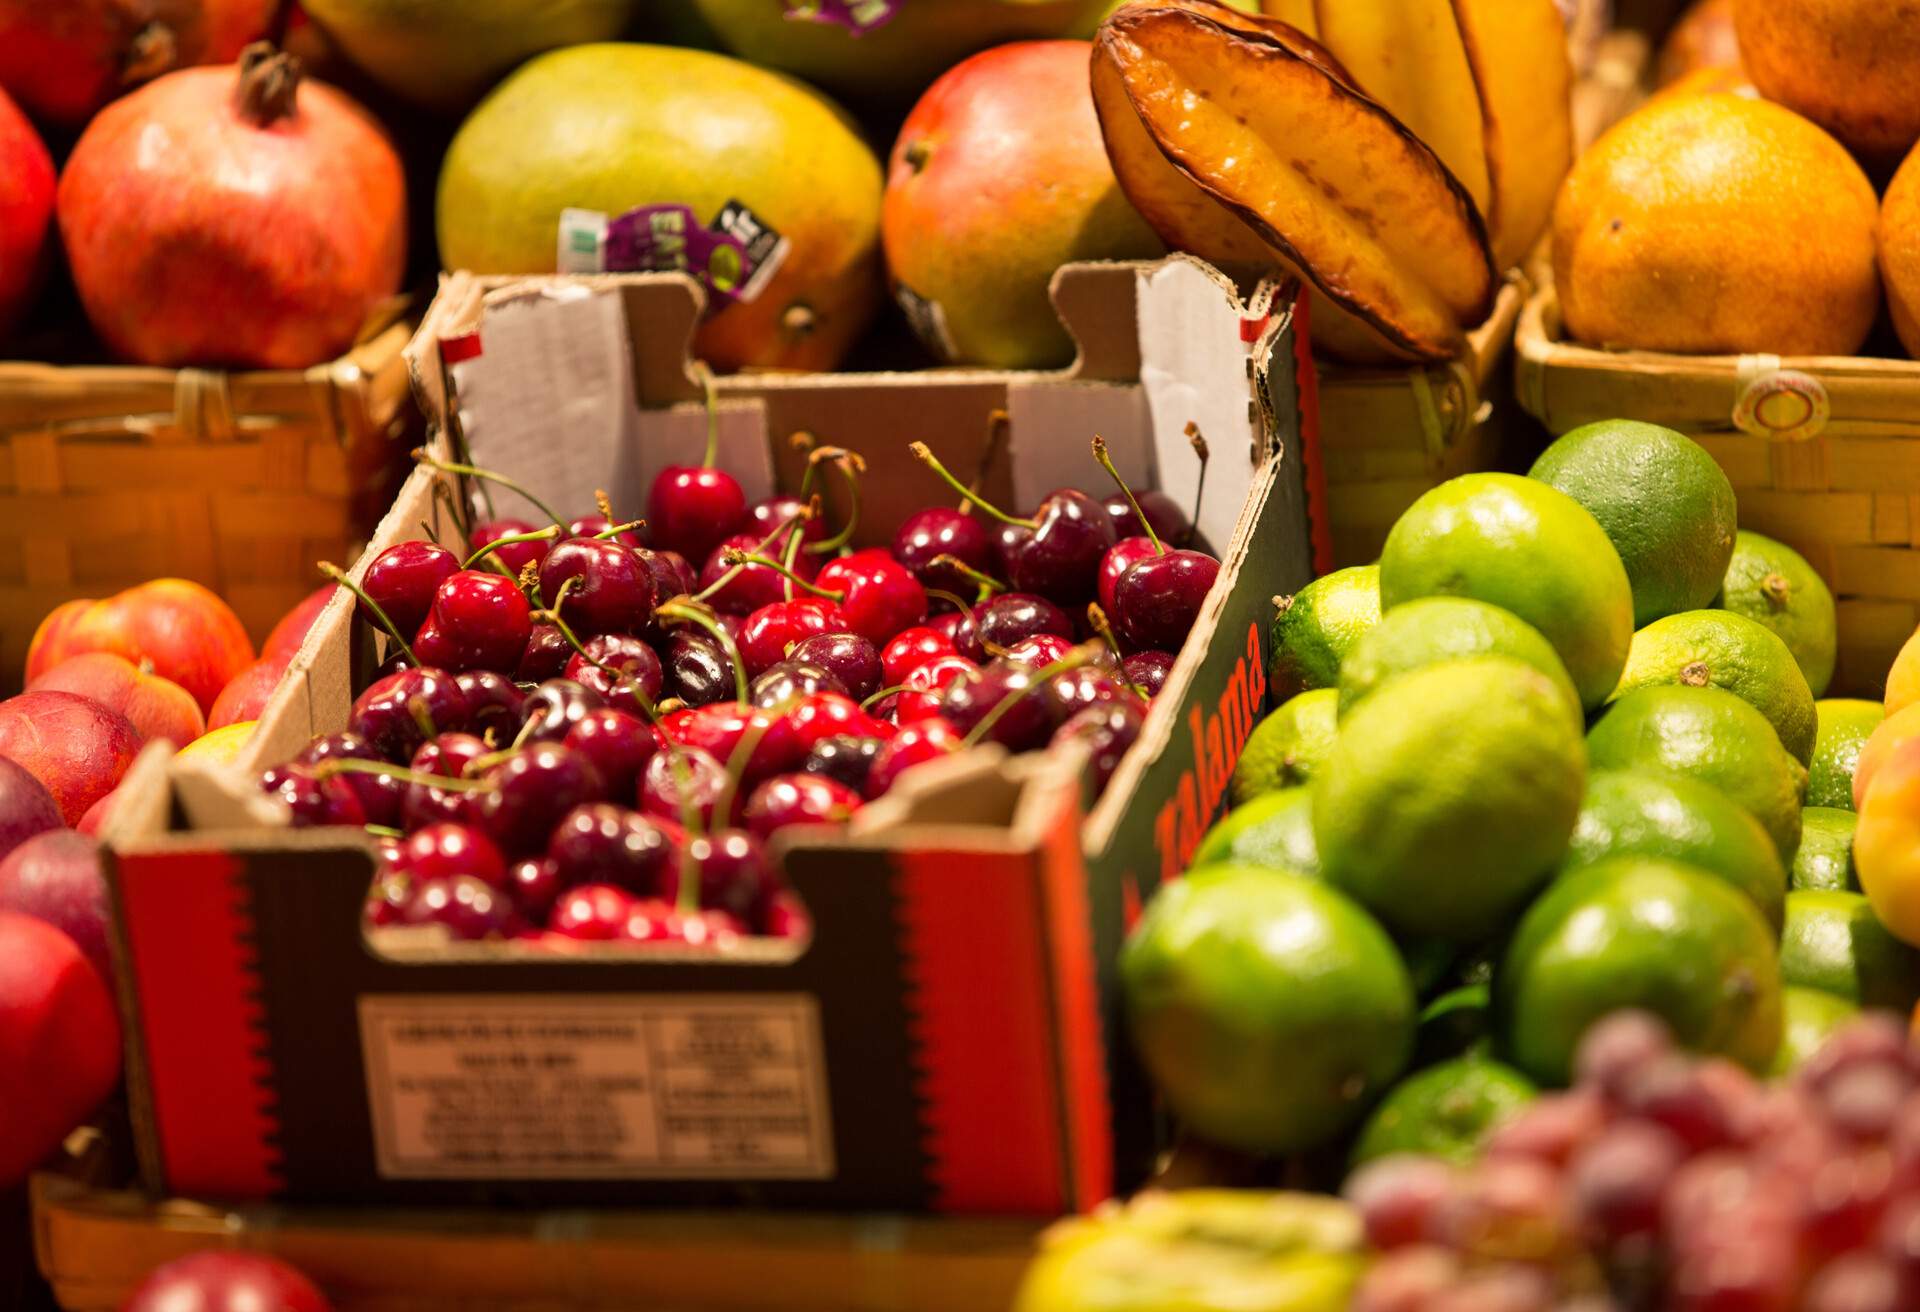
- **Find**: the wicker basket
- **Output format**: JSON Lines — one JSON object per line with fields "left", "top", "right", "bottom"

{"left": 0, "top": 310, "right": 420, "bottom": 684}
{"left": 1515, "top": 285, "right": 1920, "bottom": 697}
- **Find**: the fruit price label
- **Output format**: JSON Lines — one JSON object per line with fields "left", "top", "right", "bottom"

{"left": 357, "top": 994, "right": 834, "bottom": 1180}
{"left": 783, "top": 0, "right": 898, "bottom": 33}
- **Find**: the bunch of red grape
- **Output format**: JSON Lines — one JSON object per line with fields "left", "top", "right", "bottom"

{"left": 1346, "top": 1011, "right": 1920, "bottom": 1312}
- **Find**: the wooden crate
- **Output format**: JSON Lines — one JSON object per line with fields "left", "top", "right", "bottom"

{"left": 0, "top": 308, "right": 420, "bottom": 684}
{"left": 1515, "top": 285, "right": 1920, "bottom": 696}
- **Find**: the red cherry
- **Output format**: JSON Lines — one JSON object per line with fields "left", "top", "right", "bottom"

{"left": 548, "top": 883, "right": 637, "bottom": 940}
{"left": 1101, "top": 488, "right": 1190, "bottom": 544}
{"left": 410, "top": 731, "right": 488, "bottom": 780}
{"left": 624, "top": 899, "right": 744, "bottom": 947}
{"left": 892, "top": 507, "right": 993, "bottom": 594}
{"left": 516, "top": 678, "right": 608, "bottom": 745}
{"left": 885, "top": 653, "right": 979, "bottom": 723}
{"left": 743, "top": 773, "right": 862, "bottom": 839}
{"left": 349, "top": 666, "right": 471, "bottom": 762}
{"left": 1006, "top": 633, "right": 1074, "bottom": 667}
{"left": 801, "top": 734, "right": 885, "bottom": 794}
{"left": 361, "top": 540, "right": 458, "bottom": 636}
{"left": 507, "top": 856, "right": 563, "bottom": 922}
{"left": 401, "top": 875, "right": 515, "bottom": 940}
{"left": 647, "top": 465, "right": 748, "bottom": 563}
{"left": 391, "top": 822, "right": 507, "bottom": 887}
{"left": 425, "top": 569, "right": 533, "bottom": 672}
{"left": 660, "top": 828, "right": 783, "bottom": 924}
{"left": 565, "top": 514, "right": 645, "bottom": 549}
{"left": 781, "top": 692, "right": 889, "bottom": 755}
{"left": 997, "top": 489, "right": 1115, "bottom": 605}
{"left": 562, "top": 707, "right": 661, "bottom": 802}
{"left": 816, "top": 555, "right": 927, "bottom": 644}
{"left": 788, "top": 632, "right": 883, "bottom": 701}
{"left": 975, "top": 593, "right": 1073, "bottom": 650}
{"left": 564, "top": 633, "right": 664, "bottom": 716}
{"left": 764, "top": 890, "right": 812, "bottom": 940}
{"left": 1052, "top": 700, "right": 1143, "bottom": 796}
{"left": 1121, "top": 650, "right": 1175, "bottom": 698}
{"left": 881, "top": 626, "right": 956, "bottom": 685}
{"left": 865, "top": 718, "right": 963, "bottom": 798}
{"left": 1113, "top": 550, "right": 1221, "bottom": 651}
{"left": 516, "top": 624, "right": 572, "bottom": 682}
{"left": 663, "top": 629, "right": 740, "bottom": 707}
{"left": 473, "top": 745, "right": 607, "bottom": 856}
{"left": 469, "top": 517, "right": 548, "bottom": 575}
{"left": 747, "top": 494, "right": 826, "bottom": 546}
{"left": 638, "top": 746, "right": 728, "bottom": 829}
{"left": 122, "top": 1251, "right": 333, "bottom": 1312}
{"left": 930, "top": 607, "right": 986, "bottom": 661}
{"left": 738, "top": 597, "right": 849, "bottom": 676}
{"left": 698, "top": 530, "right": 820, "bottom": 614}
{"left": 536, "top": 538, "right": 655, "bottom": 635}
{"left": 940, "top": 660, "right": 1052, "bottom": 751}
{"left": 663, "top": 701, "right": 802, "bottom": 785}
{"left": 545, "top": 804, "right": 677, "bottom": 895}
{"left": 265, "top": 769, "right": 367, "bottom": 828}
{"left": 1098, "top": 537, "right": 1159, "bottom": 616}
{"left": 292, "top": 732, "right": 403, "bottom": 828}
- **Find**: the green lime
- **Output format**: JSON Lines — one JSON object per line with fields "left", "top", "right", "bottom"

{"left": 1586, "top": 685, "right": 1809, "bottom": 859}
{"left": 1611, "top": 610, "right": 1817, "bottom": 764}
{"left": 1417, "top": 983, "right": 1494, "bottom": 1067}
{"left": 1337, "top": 596, "right": 1581, "bottom": 721}
{"left": 1194, "top": 787, "right": 1320, "bottom": 874}
{"left": 1121, "top": 866, "right": 1415, "bottom": 1154}
{"left": 1231, "top": 690, "right": 1340, "bottom": 806}
{"left": 1350, "top": 1057, "right": 1537, "bottom": 1168}
{"left": 1271, "top": 565, "right": 1381, "bottom": 700}
{"left": 1494, "top": 856, "right": 1783, "bottom": 1085}
{"left": 1779, "top": 888, "right": 1920, "bottom": 1011}
{"left": 1314, "top": 657, "right": 1587, "bottom": 943}
{"left": 1379, "top": 473, "right": 1634, "bottom": 711}
{"left": 1768, "top": 986, "right": 1861, "bottom": 1077}
{"left": 1529, "top": 419, "right": 1738, "bottom": 629}
{"left": 1012, "top": 1190, "right": 1365, "bottom": 1312}
{"left": 1563, "top": 768, "right": 1787, "bottom": 932}
{"left": 1810, "top": 699, "right": 1884, "bottom": 810}
{"left": 1720, "top": 530, "right": 1838, "bottom": 698}
{"left": 1793, "top": 807, "right": 1860, "bottom": 893}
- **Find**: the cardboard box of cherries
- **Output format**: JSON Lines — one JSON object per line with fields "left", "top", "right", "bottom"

{"left": 100, "top": 258, "right": 1315, "bottom": 1214}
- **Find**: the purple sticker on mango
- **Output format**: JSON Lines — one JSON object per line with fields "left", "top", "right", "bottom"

{"left": 556, "top": 201, "right": 790, "bottom": 310}
{"left": 785, "top": 0, "right": 898, "bottom": 34}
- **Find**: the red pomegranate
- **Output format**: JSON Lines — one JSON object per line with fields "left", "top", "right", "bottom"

{"left": 0, "top": 86, "right": 52, "bottom": 338}
{"left": 0, "top": 0, "right": 277, "bottom": 128}
{"left": 57, "top": 42, "right": 405, "bottom": 369}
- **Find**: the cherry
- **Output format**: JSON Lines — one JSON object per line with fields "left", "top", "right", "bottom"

{"left": 402, "top": 874, "right": 514, "bottom": 940}
{"left": 452, "top": 670, "right": 525, "bottom": 743}
{"left": 781, "top": 692, "right": 888, "bottom": 755}
{"left": 643, "top": 548, "right": 698, "bottom": 602}
{"left": 892, "top": 507, "right": 992, "bottom": 595}
{"left": 940, "top": 660, "right": 1053, "bottom": 752}
{"left": 881, "top": 627, "right": 956, "bottom": 685}
{"left": 349, "top": 666, "right": 468, "bottom": 762}
{"left": 639, "top": 746, "right": 728, "bottom": 829}
{"left": 546, "top": 804, "right": 677, "bottom": 895}
{"left": 748, "top": 494, "right": 826, "bottom": 547}
{"left": 738, "top": 597, "right": 848, "bottom": 677}
{"left": 1006, "top": 633, "right": 1074, "bottom": 667}
{"left": 366, "top": 869, "right": 411, "bottom": 926}
{"left": 474, "top": 744, "right": 606, "bottom": 856}
{"left": 866, "top": 717, "right": 963, "bottom": 798}
{"left": 469, "top": 517, "right": 548, "bottom": 575}
{"left": 698, "top": 530, "right": 818, "bottom": 614}
{"left": 648, "top": 466, "right": 747, "bottom": 563}
{"left": 565, "top": 633, "right": 664, "bottom": 716}
{"left": 743, "top": 773, "right": 862, "bottom": 840}
{"left": 764, "top": 891, "right": 812, "bottom": 940}
{"left": 1102, "top": 488, "right": 1189, "bottom": 545}
{"left": 1098, "top": 537, "right": 1160, "bottom": 617}
{"left": 516, "top": 624, "right": 572, "bottom": 682}
{"left": 662, "top": 702, "right": 802, "bottom": 785}
{"left": 975, "top": 593, "right": 1073, "bottom": 650}
{"left": 507, "top": 856, "right": 563, "bottom": 922}
{"left": 292, "top": 732, "right": 404, "bottom": 828}
{"left": 1042, "top": 666, "right": 1127, "bottom": 726}
{"left": 663, "top": 629, "right": 738, "bottom": 707}
{"left": 625, "top": 900, "right": 744, "bottom": 947}
{"left": 1114, "top": 551, "right": 1221, "bottom": 652}
{"left": 788, "top": 632, "right": 883, "bottom": 701}
{"left": 1054, "top": 700, "right": 1143, "bottom": 795}
{"left": 549, "top": 883, "right": 636, "bottom": 941}
{"left": 425, "top": 569, "right": 532, "bottom": 672}
{"left": 361, "top": 540, "right": 459, "bottom": 636}
{"left": 391, "top": 822, "right": 508, "bottom": 887}
{"left": 888, "top": 653, "right": 979, "bottom": 723}
{"left": 562, "top": 707, "right": 660, "bottom": 802}
{"left": 537, "top": 537, "right": 655, "bottom": 634}
{"left": 814, "top": 555, "right": 927, "bottom": 644}
{"left": 410, "top": 731, "right": 489, "bottom": 782}
{"left": 750, "top": 661, "right": 845, "bottom": 709}
{"left": 802, "top": 734, "right": 884, "bottom": 794}
{"left": 931, "top": 607, "right": 986, "bottom": 661}
{"left": 266, "top": 769, "right": 367, "bottom": 828}
{"left": 401, "top": 773, "right": 474, "bottom": 831}
{"left": 565, "top": 513, "right": 645, "bottom": 549}
{"left": 516, "top": 678, "right": 606, "bottom": 744}
{"left": 1122, "top": 650, "right": 1175, "bottom": 698}
{"left": 661, "top": 827, "right": 781, "bottom": 925}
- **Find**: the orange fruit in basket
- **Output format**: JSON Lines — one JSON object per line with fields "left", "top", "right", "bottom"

{"left": 1887, "top": 624, "right": 1920, "bottom": 717}
{"left": 1883, "top": 144, "right": 1920, "bottom": 362}
{"left": 1656, "top": 0, "right": 1743, "bottom": 88}
{"left": 1552, "top": 93, "right": 1880, "bottom": 357}
{"left": 1733, "top": 0, "right": 1920, "bottom": 161}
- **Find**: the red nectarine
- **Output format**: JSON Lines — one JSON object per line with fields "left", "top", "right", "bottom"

{"left": 24, "top": 598, "right": 89, "bottom": 684}
{"left": 264, "top": 584, "right": 336, "bottom": 663}
{"left": 30, "top": 580, "right": 255, "bottom": 715}
{"left": 29, "top": 652, "right": 205, "bottom": 746}
{"left": 0, "top": 756, "right": 61, "bottom": 863}
{"left": 0, "top": 830, "right": 111, "bottom": 983}
{"left": 0, "top": 911, "right": 120, "bottom": 1187}
{"left": 0, "top": 691, "right": 142, "bottom": 825}
{"left": 209, "top": 655, "right": 289, "bottom": 731}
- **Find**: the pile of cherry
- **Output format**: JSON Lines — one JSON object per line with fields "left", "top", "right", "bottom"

{"left": 259, "top": 435, "right": 1221, "bottom": 948}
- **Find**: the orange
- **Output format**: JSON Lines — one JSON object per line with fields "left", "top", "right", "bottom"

{"left": 1733, "top": 0, "right": 1920, "bottom": 160}
{"left": 1855, "top": 739, "right": 1920, "bottom": 948}
{"left": 1854, "top": 703, "right": 1920, "bottom": 811}
{"left": 1884, "top": 145, "right": 1920, "bottom": 363}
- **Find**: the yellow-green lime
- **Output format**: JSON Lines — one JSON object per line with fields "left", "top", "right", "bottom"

{"left": 1779, "top": 888, "right": 1920, "bottom": 1011}
{"left": 1586, "top": 685, "right": 1809, "bottom": 859}
{"left": 1610, "top": 610, "right": 1817, "bottom": 764}
{"left": 1494, "top": 856, "right": 1783, "bottom": 1085}
{"left": 1336, "top": 596, "right": 1581, "bottom": 721}
{"left": 1768, "top": 986, "right": 1861, "bottom": 1077}
{"left": 1120, "top": 866, "right": 1415, "bottom": 1154}
{"left": 1811, "top": 699, "right": 1884, "bottom": 810}
{"left": 1793, "top": 807, "right": 1860, "bottom": 893}
{"left": 1562, "top": 769, "right": 1787, "bottom": 932}
{"left": 1349, "top": 1057, "right": 1536, "bottom": 1168}
{"left": 1720, "top": 531, "right": 1838, "bottom": 698}
{"left": 1231, "top": 689, "right": 1340, "bottom": 806}
{"left": 1379, "top": 473, "right": 1634, "bottom": 711}
{"left": 1270, "top": 566, "right": 1381, "bottom": 700}
{"left": 1314, "top": 657, "right": 1587, "bottom": 943}
{"left": 1529, "top": 420, "right": 1738, "bottom": 628}
{"left": 1193, "top": 787, "right": 1320, "bottom": 875}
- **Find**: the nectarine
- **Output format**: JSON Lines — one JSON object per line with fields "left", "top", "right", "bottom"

{"left": 264, "top": 584, "right": 336, "bottom": 663}
{"left": 27, "top": 580, "right": 255, "bottom": 715}
{"left": 209, "top": 656, "right": 288, "bottom": 731}
{"left": 0, "top": 691, "right": 142, "bottom": 826}
{"left": 29, "top": 652, "right": 204, "bottom": 746}
{"left": 0, "top": 911, "right": 120, "bottom": 1188}
{"left": 0, "top": 831, "right": 110, "bottom": 983}
{"left": 0, "top": 756, "right": 61, "bottom": 863}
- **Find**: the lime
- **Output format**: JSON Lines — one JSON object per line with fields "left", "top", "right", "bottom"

{"left": 1013, "top": 1190, "right": 1364, "bottom": 1312}
{"left": 1611, "top": 610, "right": 1817, "bottom": 764}
{"left": 1793, "top": 807, "right": 1860, "bottom": 892}
{"left": 1336, "top": 596, "right": 1581, "bottom": 721}
{"left": 1529, "top": 419, "right": 1738, "bottom": 628}
{"left": 1720, "top": 530, "right": 1838, "bottom": 698}
{"left": 1314, "top": 657, "right": 1587, "bottom": 942}
{"left": 1586, "top": 685, "right": 1809, "bottom": 859}
{"left": 1563, "top": 769, "right": 1787, "bottom": 932}
{"left": 1231, "top": 690, "right": 1339, "bottom": 806}
{"left": 1194, "top": 787, "right": 1321, "bottom": 875}
{"left": 1416, "top": 983, "right": 1494, "bottom": 1067}
{"left": 1271, "top": 566, "right": 1381, "bottom": 700}
{"left": 1494, "top": 856, "right": 1784, "bottom": 1084}
{"left": 1349, "top": 1057, "right": 1537, "bottom": 1168}
{"left": 1810, "top": 699, "right": 1884, "bottom": 810}
{"left": 1379, "top": 473, "right": 1634, "bottom": 710}
{"left": 1767, "top": 986, "right": 1861, "bottom": 1077}
{"left": 1120, "top": 866, "right": 1416, "bottom": 1154}
{"left": 1779, "top": 888, "right": 1920, "bottom": 1011}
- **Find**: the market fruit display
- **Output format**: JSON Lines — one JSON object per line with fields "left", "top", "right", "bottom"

{"left": 1732, "top": 0, "right": 1920, "bottom": 160}
{"left": 0, "top": 910, "right": 119, "bottom": 1188}
{"left": 57, "top": 44, "right": 408, "bottom": 369}
{"left": 0, "top": 85, "right": 51, "bottom": 339}
{"left": 0, "top": 691, "right": 142, "bottom": 827}
{"left": 882, "top": 40, "right": 1162, "bottom": 368}
{"left": 1720, "top": 531, "right": 1839, "bottom": 700}
{"left": 1269, "top": 565, "right": 1380, "bottom": 700}
{"left": 27, "top": 579, "right": 256, "bottom": 716}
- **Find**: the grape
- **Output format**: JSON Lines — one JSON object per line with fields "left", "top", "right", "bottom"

{"left": 1483, "top": 1090, "right": 1610, "bottom": 1169}
{"left": 1349, "top": 1245, "right": 1462, "bottom": 1312}
{"left": 1345, "top": 1154, "right": 1461, "bottom": 1250}
{"left": 1889, "top": 1095, "right": 1920, "bottom": 1190}
{"left": 1801, "top": 1151, "right": 1895, "bottom": 1258}
{"left": 1664, "top": 1154, "right": 1772, "bottom": 1254}
{"left": 1433, "top": 1155, "right": 1574, "bottom": 1263}
{"left": 1670, "top": 1239, "right": 1799, "bottom": 1312}
{"left": 1426, "top": 1263, "right": 1557, "bottom": 1312}
{"left": 1824, "top": 1063, "right": 1912, "bottom": 1142}
{"left": 1801, "top": 1252, "right": 1908, "bottom": 1312}
{"left": 1747, "top": 1085, "right": 1841, "bottom": 1178}
{"left": 1876, "top": 1194, "right": 1920, "bottom": 1276}
{"left": 1623, "top": 1057, "right": 1741, "bottom": 1154}
{"left": 1575, "top": 1011, "right": 1676, "bottom": 1103}
{"left": 1568, "top": 1121, "right": 1685, "bottom": 1245}
{"left": 1800, "top": 1017, "right": 1913, "bottom": 1094}
{"left": 1694, "top": 1059, "right": 1765, "bottom": 1144}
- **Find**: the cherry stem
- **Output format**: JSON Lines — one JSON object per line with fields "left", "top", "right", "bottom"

{"left": 909, "top": 441, "right": 1035, "bottom": 529}
{"left": 319, "top": 561, "right": 420, "bottom": 669}
{"left": 430, "top": 478, "right": 473, "bottom": 544}
{"left": 595, "top": 519, "right": 645, "bottom": 542}
{"left": 805, "top": 447, "right": 865, "bottom": 555}
{"left": 931, "top": 554, "right": 1004, "bottom": 602}
{"left": 690, "top": 507, "right": 814, "bottom": 607}
{"left": 531, "top": 581, "right": 661, "bottom": 721}
{"left": 963, "top": 643, "right": 1099, "bottom": 749}
{"left": 1092, "top": 434, "right": 1164, "bottom": 556}
{"left": 312, "top": 758, "right": 485, "bottom": 793}
{"left": 958, "top": 409, "right": 1010, "bottom": 518}
{"left": 720, "top": 550, "right": 844, "bottom": 603}
{"left": 365, "top": 824, "right": 404, "bottom": 840}
{"left": 1185, "top": 422, "right": 1210, "bottom": 547}
{"left": 925, "top": 587, "right": 972, "bottom": 615}
{"left": 693, "top": 361, "right": 721, "bottom": 470}
{"left": 1087, "top": 604, "right": 1148, "bottom": 697}
{"left": 655, "top": 599, "right": 751, "bottom": 707}
{"left": 464, "top": 525, "right": 558, "bottom": 571}
{"left": 416, "top": 451, "right": 568, "bottom": 532}
{"left": 860, "top": 683, "right": 912, "bottom": 711}
{"left": 715, "top": 700, "right": 794, "bottom": 832}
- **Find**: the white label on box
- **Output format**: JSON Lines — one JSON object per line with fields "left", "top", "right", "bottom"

{"left": 358, "top": 994, "right": 834, "bottom": 1180}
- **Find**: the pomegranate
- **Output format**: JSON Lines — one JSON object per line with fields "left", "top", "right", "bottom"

{"left": 0, "top": 86, "right": 51, "bottom": 338}
{"left": 0, "top": 0, "right": 277, "bottom": 127}
{"left": 57, "top": 42, "right": 406, "bottom": 369}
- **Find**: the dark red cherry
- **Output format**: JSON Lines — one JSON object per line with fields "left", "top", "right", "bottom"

{"left": 391, "top": 822, "right": 507, "bottom": 888}
{"left": 1006, "top": 633, "right": 1074, "bottom": 667}
{"left": 1042, "top": 666, "right": 1126, "bottom": 727}
{"left": 990, "top": 520, "right": 1033, "bottom": 577}
{"left": 1102, "top": 488, "right": 1189, "bottom": 545}
{"left": 815, "top": 555, "right": 927, "bottom": 645}
{"left": 469, "top": 517, "right": 548, "bottom": 575}
{"left": 507, "top": 856, "right": 563, "bottom": 922}
{"left": 742, "top": 773, "right": 861, "bottom": 840}
{"left": 361, "top": 540, "right": 459, "bottom": 636}
{"left": 516, "top": 624, "right": 572, "bottom": 682}
{"left": 1114, "top": 550, "right": 1221, "bottom": 652}
{"left": 781, "top": 692, "right": 888, "bottom": 755}
{"left": 402, "top": 781, "right": 472, "bottom": 831}
{"left": 454, "top": 670, "right": 526, "bottom": 742}
{"left": 565, "top": 514, "right": 645, "bottom": 549}
{"left": 1054, "top": 700, "right": 1144, "bottom": 796}
{"left": 562, "top": 708, "right": 660, "bottom": 802}
{"left": 975, "top": 593, "right": 1073, "bottom": 651}
{"left": 750, "top": 661, "right": 846, "bottom": 709}
{"left": 663, "top": 629, "right": 738, "bottom": 708}
{"left": 639, "top": 746, "right": 728, "bottom": 830}
{"left": 565, "top": 633, "right": 664, "bottom": 716}
{"left": 660, "top": 828, "right": 781, "bottom": 926}
{"left": 548, "top": 883, "right": 636, "bottom": 941}
{"left": 931, "top": 607, "right": 986, "bottom": 662}
{"left": 738, "top": 597, "right": 849, "bottom": 677}
{"left": 410, "top": 732, "right": 489, "bottom": 781}
{"left": 516, "top": 678, "right": 606, "bottom": 744}
{"left": 268, "top": 769, "right": 368, "bottom": 828}
{"left": 1098, "top": 537, "right": 1160, "bottom": 617}
{"left": 365, "top": 868, "right": 411, "bottom": 926}
{"left": 349, "top": 666, "right": 468, "bottom": 762}
{"left": 426, "top": 570, "right": 532, "bottom": 672}
{"left": 881, "top": 626, "right": 956, "bottom": 686}
{"left": 764, "top": 890, "right": 812, "bottom": 940}
{"left": 788, "top": 632, "right": 882, "bottom": 702}
{"left": 802, "top": 734, "right": 885, "bottom": 794}
{"left": 402, "top": 875, "right": 515, "bottom": 940}
{"left": 748, "top": 494, "right": 826, "bottom": 547}
{"left": 698, "top": 530, "right": 820, "bottom": 615}
{"left": 647, "top": 465, "right": 748, "bottom": 563}
{"left": 643, "top": 548, "right": 698, "bottom": 602}
{"left": 939, "top": 660, "right": 1052, "bottom": 752}
{"left": 546, "top": 804, "right": 677, "bottom": 895}
{"left": 865, "top": 717, "right": 963, "bottom": 798}
{"left": 537, "top": 537, "right": 655, "bottom": 635}
{"left": 1122, "top": 650, "right": 1175, "bottom": 698}
{"left": 892, "top": 507, "right": 993, "bottom": 594}
{"left": 292, "top": 731, "right": 404, "bottom": 828}
{"left": 475, "top": 744, "right": 607, "bottom": 856}
{"left": 402, "top": 732, "right": 489, "bottom": 830}
{"left": 1004, "top": 489, "right": 1115, "bottom": 604}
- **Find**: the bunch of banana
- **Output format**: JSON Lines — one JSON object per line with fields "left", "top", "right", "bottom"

{"left": 1091, "top": 0, "right": 1574, "bottom": 365}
